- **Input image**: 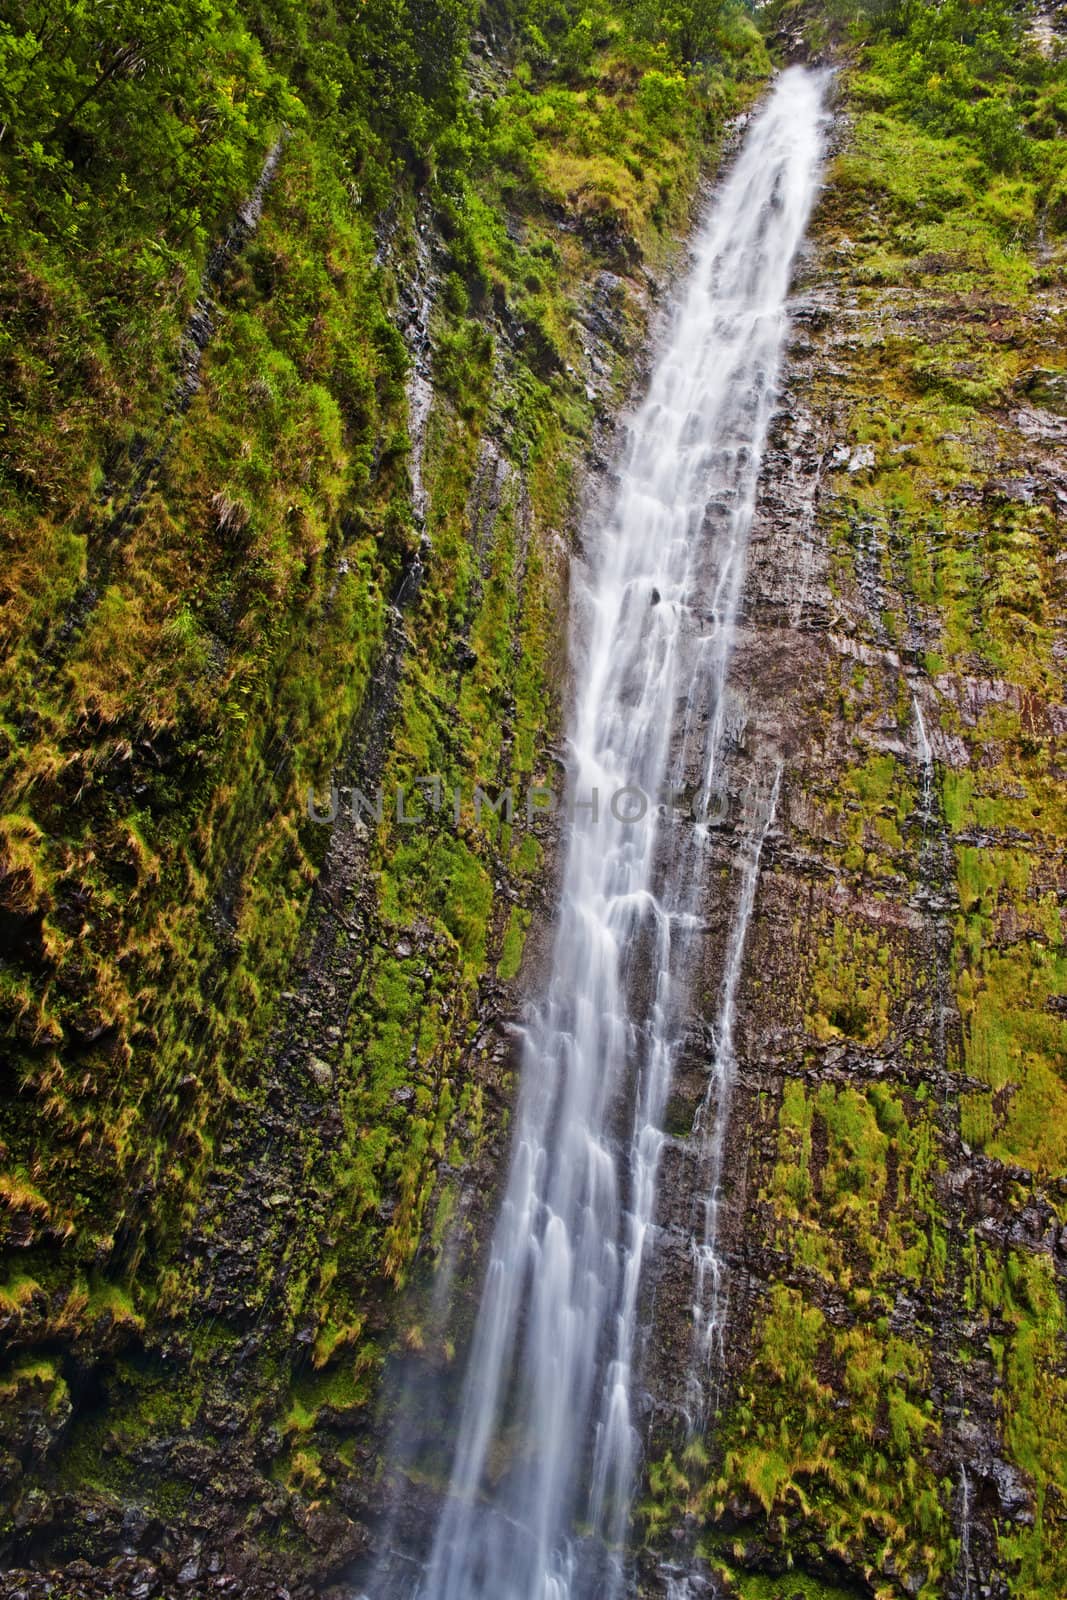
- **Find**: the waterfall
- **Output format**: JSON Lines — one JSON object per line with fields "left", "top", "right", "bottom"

{"left": 377, "top": 67, "right": 830, "bottom": 1600}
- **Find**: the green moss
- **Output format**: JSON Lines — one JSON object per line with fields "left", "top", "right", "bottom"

{"left": 0, "top": 1357, "right": 65, "bottom": 1403}
{"left": 766, "top": 1081, "right": 944, "bottom": 1291}
{"left": 805, "top": 916, "right": 898, "bottom": 1048}
{"left": 710, "top": 1288, "right": 949, "bottom": 1593}
{"left": 959, "top": 1246, "right": 1067, "bottom": 1595}
{"left": 498, "top": 906, "right": 532, "bottom": 982}
{"left": 958, "top": 944, "right": 1067, "bottom": 1174}
{"left": 643, "top": 1282, "right": 950, "bottom": 1591}
{"left": 726, "top": 1571, "right": 864, "bottom": 1600}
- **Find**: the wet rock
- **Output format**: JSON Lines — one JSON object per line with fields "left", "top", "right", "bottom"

{"left": 1017, "top": 367, "right": 1067, "bottom": 415}
{"left": 307, "top": 1057, "right": 333, "bottom": 1089}
{"left": 990, "top": 1458, "right": 1032, "bottom": 1521}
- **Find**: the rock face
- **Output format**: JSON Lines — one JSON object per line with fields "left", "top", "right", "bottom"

{"left": 1, "top": 10, "right": 1064, "bottom": 1600}
{"left": 0, "top": 11, "right": 775, "bottom": 1596}
{"left": 633, "top": 78, "right": 1067, "bottom": 1600}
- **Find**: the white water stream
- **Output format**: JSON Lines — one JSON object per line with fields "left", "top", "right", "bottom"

{"left": 374, "top": 66, "right": 830, "bottom": 1600}
{"left": 686, "top": 763, "right": 781, "bottom": 1424}
{"left": 959, "top": 1464, "right": 974, "bottom": 1600}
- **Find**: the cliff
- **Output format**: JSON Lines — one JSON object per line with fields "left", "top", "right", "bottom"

{"left": 639, "top": 8, "right": 1067, "bottom": 1597}
{"left": 0, "top": 2, "right": 1064, "bottom": 1598}
{"left": 0, "top": 2, "right": 769, "bottom": 1593}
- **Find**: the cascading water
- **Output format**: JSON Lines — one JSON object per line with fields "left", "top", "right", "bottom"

{"left": 376, "top": 66, "right": 829, "bottom": 1600}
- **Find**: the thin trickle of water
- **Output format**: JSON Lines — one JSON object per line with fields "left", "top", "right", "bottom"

{"left": 374, "top": 68, "right": 829, "bottom": 1600}
{"left": 687, "top": 766, "right": 781, "bottom": 1422}
{"left": 664, "top": 1577, "right": 694, "bottom": 1600}
{"left": 912, "top": 689, "right": 954, "bottom": 1116}
{"left": 959, "top": 1465, "right": 974, "bottom": 1600}
{"left": 406, "top": 221, "right": 436, "bottom": 528}
{"left": 914, "top": 694, "right": 935, "bottom": 826}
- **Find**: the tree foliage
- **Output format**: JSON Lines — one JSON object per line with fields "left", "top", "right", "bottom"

{"left": 763, "top": 0, "right": 1058, "bottom": 177}
{"left": 627, "top": 0, "right": 730, "bottom": 64}
{"left": 0, "top": 0, "right": 478, "bottom": 253}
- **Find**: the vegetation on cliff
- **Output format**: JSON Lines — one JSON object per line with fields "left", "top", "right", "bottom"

{"left": 641, "top": 4, "right": 1067, "bottom": 1599}
{"left": 0, "top": 0, "right": 1064, "bottom": 1596}
{"left": 0, "top": 0, "right": 769, "bottom": 1587}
